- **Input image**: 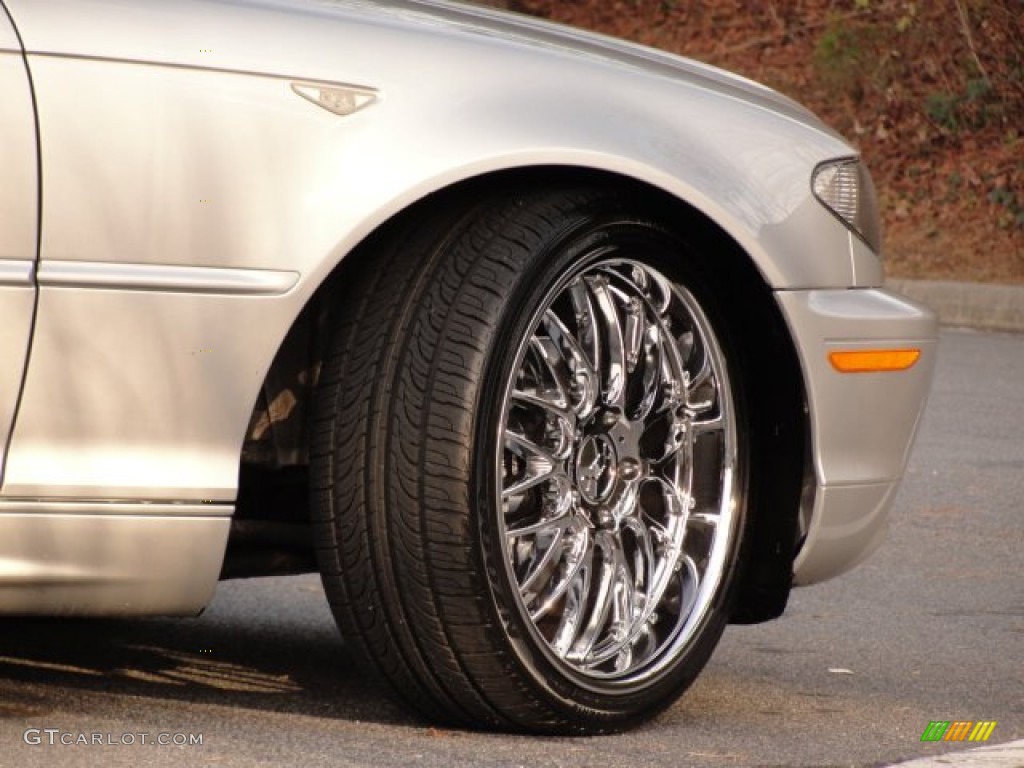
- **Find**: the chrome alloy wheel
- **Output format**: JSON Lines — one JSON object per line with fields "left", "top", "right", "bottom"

{"left": 497, "top": 258, "right": 738, "bottom": 686}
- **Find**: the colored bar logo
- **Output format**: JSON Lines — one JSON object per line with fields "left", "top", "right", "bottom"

{"left": 921, "top": 720, "right": 997, "bottom": 742}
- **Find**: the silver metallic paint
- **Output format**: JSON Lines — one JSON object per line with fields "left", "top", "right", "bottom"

{"left": 792, "top": 482, "right": 897, "bottom": 586}
{"left": 0, "top": 260, "right": 34, "bottom": 286}
{"left": 0, "top": 21, "right": 37, "bottom": 499}
{"left": 10, "top": 0, "right": 866, "bottom": 286}
{"left": 778, "top": 288, "right": 937, "bottom": 584}
{"left": 0, "top": 502, "right": 230, "bottom": 615}
{"left": 3, "top": 0, "right": 869, "bottom": 503}
{"left": 37, "top": 261, "right": 299, "bottom": 294}
{"left": 0, "top": 0, "right": 936, "bottom": 613}
{"left": 0, "top": 9, "right": 16, "bottom": 51}
{"left": 2, "top": 286, "right": 292, "bottom": 500}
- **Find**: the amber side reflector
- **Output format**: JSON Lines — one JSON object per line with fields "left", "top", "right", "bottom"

{"left": 829, "top": 348, "right": 921, "bottom": 373}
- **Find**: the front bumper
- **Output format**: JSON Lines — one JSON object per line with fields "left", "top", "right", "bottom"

{"left": 776, "top": 288, "right": 938, "bottom": 585}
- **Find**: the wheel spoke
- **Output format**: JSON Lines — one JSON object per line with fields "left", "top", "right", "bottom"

{"left": 691, "top": 412, "right": 724, "bottom": 435}
{"left": 660, "top": 475, "right": 695, "bottom": 522}
{"left": 623, "top": 516, "right": 656, "bottom": 597}
{"left": 686, "top": 345, "right": 714, "bottom": 412}
{"left": 519, "top": 524, "right": 568, "bottom": 597}
{"left": 507, "top": 512, "right": 575, "bottom": 539}
{"left": 502, "top": 460, "right": 564, "bottom": 498}
{"left": 568, "top": 280, "right": 601, "bottom": 377}
{"left": 528, "top": 525, "right": 592, "bottom": 621}
{"left": 550, "top": 543, "right": 594, "bottom": 655}
{"left": 676, "top": 553, "right": 701, "bottom": 618}
{"left": 540, "top": 309, "right": 599, "bottom": 419}
{"left": 502, "top": 429, "right": 573, "bottom": 518}
{"left": 602, "top": 267, "right": 687, "bottom": 419}
{"left": 584, "top": 534, "right": 637, "bottom": 666}
{"left": 588, "top": 276, "right": 627, "bottom": 409}
{"left": 654, "top": 414, "right": 693, "bottom": 467}
{"left": 511, "top": 387, "right": 573, "bottom": 424}
{"left": 604, "top": 473, "right": 640, "bottom": 527}
{"left": 503, "top": 424, "right": 560, "bottom": 461}
{"left": 568, "top": 533, "right": 617, "bottom": 663}
{"left": 618, "top": 289, "right": 646, "bottom": 374}
{"left": 527, "top": 336, "right": 573, "bottom": 414}
{"left": 687, "top": 511, "right": 720, "bottom": 529}
{"left": 632, "top": 323, "right": 664, "bottom": 421}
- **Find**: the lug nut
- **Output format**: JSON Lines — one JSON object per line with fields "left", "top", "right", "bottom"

{"left": 619, "top": 458, "right": 641, "bottom": 481}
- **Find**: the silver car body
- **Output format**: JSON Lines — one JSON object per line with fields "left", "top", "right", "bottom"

{"left": 0, "top": 0, "right": 936, "bottom": 614}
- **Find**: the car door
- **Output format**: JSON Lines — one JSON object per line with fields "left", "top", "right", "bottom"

{"left": 0, "top": 0, "right": 311, "bottom": 501}
{"left": 0, "top": 4, "right": 39, "bottom": 486}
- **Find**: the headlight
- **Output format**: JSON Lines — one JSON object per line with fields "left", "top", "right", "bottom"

{"left": 812, "top": 158, "right": 882, "bottom": 255}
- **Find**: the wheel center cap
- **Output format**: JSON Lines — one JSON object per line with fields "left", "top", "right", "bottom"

{"left": 575, "top": 433, "right": 617, "bottom": 505}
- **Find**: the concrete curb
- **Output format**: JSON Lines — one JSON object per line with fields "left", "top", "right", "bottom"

{"left": 886, "top": 278, "right": 1024, "bottom": 333}
{"left": 881, "top": 738, "right": 1024, "bottom": 768}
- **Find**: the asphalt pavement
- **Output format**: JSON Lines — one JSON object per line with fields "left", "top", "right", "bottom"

{"left": 0, "top": 327, "right": 1021, "bottom": 768}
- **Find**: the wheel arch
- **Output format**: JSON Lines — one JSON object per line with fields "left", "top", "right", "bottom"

{"left": 233, "top": 166, "right": 807, "bottom": 624}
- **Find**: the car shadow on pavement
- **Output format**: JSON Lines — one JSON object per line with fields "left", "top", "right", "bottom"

{"left": 0, "top": 586, "right": 414, "bottom": 728}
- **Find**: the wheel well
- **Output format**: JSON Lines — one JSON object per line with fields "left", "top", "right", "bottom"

{"left": 231, "top": 167, "right": 808, "bottom": 621}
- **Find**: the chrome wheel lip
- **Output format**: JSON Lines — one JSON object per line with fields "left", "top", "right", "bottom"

{"left": 494, "top": 252, "right": 739, "bottom": 692}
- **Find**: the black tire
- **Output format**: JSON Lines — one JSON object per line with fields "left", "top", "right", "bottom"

{"left": 311, "top": 184, "right": 749, "bottom": 734}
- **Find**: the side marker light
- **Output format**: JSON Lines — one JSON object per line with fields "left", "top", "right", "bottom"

{"left": 829, "top": 348, "right": 921, "bottom": 373}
